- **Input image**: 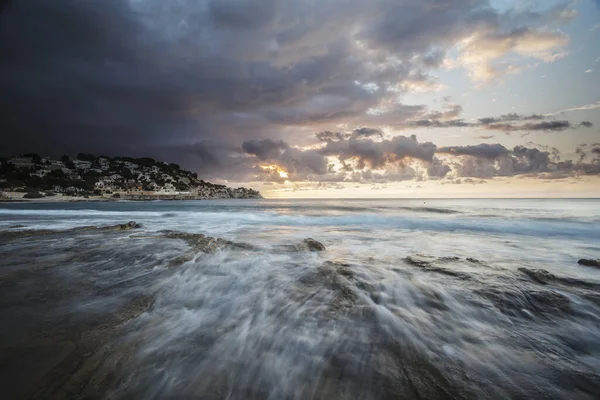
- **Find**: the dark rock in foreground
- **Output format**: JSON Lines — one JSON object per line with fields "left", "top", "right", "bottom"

{"left": 403, "top": 255, "right": 471, "bottom": 279}
{"left": 518, "top": 268, "right": 556, "bottom": 285}
{"left": 303, "top": 238, "right": 326, "bottom": 251}
{"left": 0, "top": 221, "right": 142, "bottom": 242}
{"left": 578, "top": 259, "right": 600, "bottom": 267}
{"left": 159, "top": 231, "right": 253, "bottom": 254}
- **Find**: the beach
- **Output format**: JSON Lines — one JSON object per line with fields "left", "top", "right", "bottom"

{"left": 1, "top": 199, "right": 600, "bottom": 399}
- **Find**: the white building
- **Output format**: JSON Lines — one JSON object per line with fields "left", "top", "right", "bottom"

{"left": 10, "top": 157, "right": 34, "bottom": 168}
{"left": 46, "top": 160, "right": 65, "bottom": 170}
{"left": 74, "top": 160, "right": 92, "bottom": 170}
{"left": 32, "top": 169, "right": 51, "bottom": 177}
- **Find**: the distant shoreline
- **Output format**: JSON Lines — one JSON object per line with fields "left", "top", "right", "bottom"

{"left": 0, "top": 192, "right": 261, "bottom": 203}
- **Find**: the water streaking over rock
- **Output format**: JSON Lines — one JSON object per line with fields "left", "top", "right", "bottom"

{"left": 1, "top": 198, "right": 600, "bottom": 399}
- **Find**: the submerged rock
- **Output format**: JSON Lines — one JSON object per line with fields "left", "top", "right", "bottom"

{"left": 404, "top": 255, "right": 471, "bottom": 279}
{"left": 159, "top": 231, "right": 253, "bottom": 254}
{"left": 119, "top": 221, "right": 139, "bottom": 230}
{"left": 438, "top": 256, "right": 460, "bottom": 262}
{"left": 578, "top": 259, "right": 600, "bottom": 268}
{"left": 0, "top": 221, "right": 142, "bottom": 242}
{"left": 518, "top": 268, "right": 556, "bottom": 285}
{"left": 303, "top": 238, "right": 326, "bottom": 252}
{"left": 476, "top": 287, "right": 571, "bottom": 318}
{"left": 466, "top": 257, "right": 484, "bottom": 264}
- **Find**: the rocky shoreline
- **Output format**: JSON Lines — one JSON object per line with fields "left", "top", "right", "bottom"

{"left": 0, "top": 192, "right": 263, "bottom": 202}
{"left": 1, "top": 221, "right": 600, "bottom": 399}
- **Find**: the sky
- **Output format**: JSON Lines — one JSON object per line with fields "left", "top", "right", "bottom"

{"left": 0, "top": 0, "right": 599, "bottom": 198}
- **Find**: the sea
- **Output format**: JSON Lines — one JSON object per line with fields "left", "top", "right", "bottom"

{"left": 1, "top": 198, "right": 600, "bottom": 399}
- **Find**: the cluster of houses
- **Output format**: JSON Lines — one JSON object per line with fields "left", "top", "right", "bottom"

{"left": 0, "top": 155, "right": 262, "bottom": 199}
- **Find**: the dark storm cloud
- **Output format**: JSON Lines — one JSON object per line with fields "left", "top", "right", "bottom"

{"left": 314, "top": 127, "right": 383, "bottom": 142}
{"left": 575, "top": 143, "right": 600, "bottom": 163}
{"left": 437, "top": 144, "right": 510, "bottom": 158}
{"left": 409, "top": 113, "right": 592, "bottom": 133}
{"left": 320, "top": 135, "right": 437, "bottom": 168}
{"left": 315, "top": 131, "right": 349, "bottom": 142}
{"left": 241, "top": 133, "right": 600, "bottom": 183}
{"left": 446, "top": 143, "right": 600, "bottom": 179}
{"left": 352, "top": 127, "right": 384, "bottom": 139}
{"left": 478, "top": 113, "right": 545, "bottom": 124}
{"left": 0, "top": 0, "right": 587, "bottom": 183}
{"left": 242, "top": 139, "right": 289, "bottom": 161}
{"left": 516, "top": 121, "right": 572, "bottom": 131}
{"left": 483, "top": 120, "right": 594, "bottom": 133}
{"left": 413, "top": 119, "right": 471, "bottom": 128}
{"left": 427, "top": 157, "right": 451, "bottom": 179}
{"left": 241, "top": 138, "right": 327, "bottom": 178}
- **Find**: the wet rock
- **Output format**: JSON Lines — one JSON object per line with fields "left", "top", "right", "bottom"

{"left": 159, "top": 231, "right": 253, "bottom": 254}
{"left": 404, "top": 255, "right": 433, "bottom": 268}
{"left": 168, "top": 253, "right": 195, "bottom": 267}
{"left": 0, "top": 228, "right": 59, "bottom": 242}
{"left": 8, "top": 224, "right": 25, "bottom": 229}
{"left": 438, "top": 256, "right": 460, "bottom": 262}
{"left": 466, "top": 257, "right": 484, "bottom": 264}
{"left": 578, "top": 259, "right": 600, "bottom": 268}
{"left": 518, "top": 268, "right": 556, "bottom": 285}
{"left": 96, "top": 220, "right": 140, "bottom": 231}
{"left": 404, "top": 256, "right": 471, "bottom": 279}
{"left": 119, "top": 221, "right": 139, "bottom": 230}
{"left": 476, "top": 287, "right": 571, "bottom": 317}
{"left": 71, "top": 221, "right": 141, "bottom": 232}
{"left": 323, "top": 260, "right": 356, "bottom": 278}
{"left": 303, "top": 238, "right": 326, "bottom": 252}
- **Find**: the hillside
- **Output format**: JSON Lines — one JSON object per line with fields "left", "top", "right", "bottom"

{"left": 0, "top": 153, "right": 262, "bottom": 200}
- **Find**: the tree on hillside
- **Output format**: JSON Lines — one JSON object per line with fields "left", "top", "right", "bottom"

{"left": 77, "top": 153, "right": 97, "bottom": 162}
{"left": 22, "top": 153, "right": 42, "bottom": 163}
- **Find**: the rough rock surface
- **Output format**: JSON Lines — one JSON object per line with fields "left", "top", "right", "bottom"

{"left": 578, "top": 259, "right": 600, "bottom": 267}
{"left": 159, "top": 231, "right": 253, "bottom": 254}
{"left": 303, "top": 238, "right": 326, "bottom": 252}
{"left": 518, "top": 268, "right": 556, "bottom": 285}
{"left": 403, "top": 255, "right": 471, "bottom": 279}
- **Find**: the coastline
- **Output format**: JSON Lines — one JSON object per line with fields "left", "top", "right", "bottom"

{"left": 0, "top": 191, "right": 262, "bottom": 203}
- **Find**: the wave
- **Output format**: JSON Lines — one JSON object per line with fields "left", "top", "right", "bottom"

{"left": 2, "top": 210, "right": 597, "bottom": 240}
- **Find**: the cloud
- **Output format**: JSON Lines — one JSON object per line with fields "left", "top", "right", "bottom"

{"left": 438, "top": 144, "right": 510, "bottom": 158}
{"left": 352, "top": 127, "right": 384, "bottom": 139}
{"left": 427, "top": 157, "right": 451, "bottom": 179}
{"left": 576, "top": 143, "right": 600, "bottom": 162}
{"left": 242, "top": 139, "right": 289, "bottom": 161}
{"left": 0, "top": 0, "right": 584, "bottom": 184}
{"left": 478, "top": 113, "right": 545, "bottom": 124}
{"left": 557, "top": 102, "right": 600, "bottom": 113}
{"left": 315, "top": 131, "right": 349, "bottom": 142}
{"left": 403, "top": 112, "right": 590, "bottom": 133}
{"left": 482, "top": 119, "right": 593, "bottom": 133}
{"left": 241, "top": 138, "right": 327, "bottom": 178}
{"left": 320, "top": 134, "right": 437, "bottom": 168}
{"left": 453, "top": 27, "right": 569, "bottom": 82}
{"left": 445, "top": 143, "right": 600, "bottom": 179}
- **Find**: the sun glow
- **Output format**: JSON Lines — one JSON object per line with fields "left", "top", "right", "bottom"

{"left": 260, "top": 165, "right": 289, "bottom": 180}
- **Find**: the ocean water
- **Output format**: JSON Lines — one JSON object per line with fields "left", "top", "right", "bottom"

{"left": 1, "top": 198, "right": 600, "bottom": 399}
